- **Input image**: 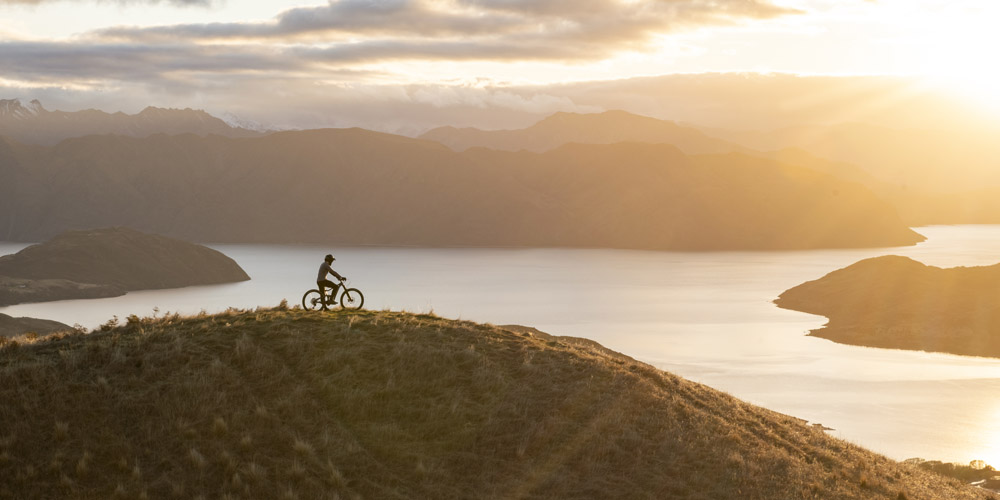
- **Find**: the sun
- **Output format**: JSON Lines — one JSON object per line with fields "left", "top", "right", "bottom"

{"left": 923, "top": 54, "right": 1000, "bottom": 116}
{"left": 914, "top": 5, "right": 1000, "bottom": 114}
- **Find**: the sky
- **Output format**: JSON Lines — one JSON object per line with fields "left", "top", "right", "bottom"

{"left": 1, "top": 0, "right": 998, "bottom": 132}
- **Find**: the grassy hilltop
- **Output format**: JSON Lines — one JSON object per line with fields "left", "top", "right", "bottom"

{"left": 0, "top": 308, "right": 989, "bottom": 499}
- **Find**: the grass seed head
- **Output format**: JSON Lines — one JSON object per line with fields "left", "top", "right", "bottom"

{"left": 292, "top": 438, "right": 315, "bottom": 456}
{"left": 188, "top": 448, "right": 207, "bottom": 469}
{"left": 53, "top": 421, "right": 69, "bottom": 441}
{"left": 212, "top": 416, "right": 228, "bottom": 435}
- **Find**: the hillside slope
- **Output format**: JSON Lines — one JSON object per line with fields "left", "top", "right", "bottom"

{"left": 776, "top": 255, "right": 1000, "bottom": 357}
{"left": 0, "top": 308, "right": 986, "bottom": 499}
{"left": 0, "top": 130, "right": 923, "bottom": 249}
{"left": 0, "top": 313, "right": 70, "bottom": 338}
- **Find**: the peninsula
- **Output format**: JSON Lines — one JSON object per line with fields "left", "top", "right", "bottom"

{"left": 0, "top": 227, "right": 250, "bottom": 306}
{"left": 776, "top": 255, "right": 1000, "bottom": 357}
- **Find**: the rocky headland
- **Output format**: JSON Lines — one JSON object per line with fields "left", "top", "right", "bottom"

{"left": 776, "top": 255, "right": 1000, "bottom": 357}
{"left": 0, "top": 227, "right": 249, "bottom": 306}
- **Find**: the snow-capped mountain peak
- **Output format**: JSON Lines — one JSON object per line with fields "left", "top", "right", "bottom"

{"left": 219, "top": 111, "right": 276, "bottom": 134}
{"left": 0, "top": 98, "right": 46, "bottom": 119}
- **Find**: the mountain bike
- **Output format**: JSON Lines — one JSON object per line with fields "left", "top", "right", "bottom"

{"left": 302, "top": 279, "right": 364, "bottom": 311}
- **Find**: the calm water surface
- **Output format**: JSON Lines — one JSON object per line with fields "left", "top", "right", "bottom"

{"left": 2, "top": 225, "right": 1000, "bottom": 465}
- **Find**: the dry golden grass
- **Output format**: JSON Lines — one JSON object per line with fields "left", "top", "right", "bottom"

{"left": 0, "top": 307, "right": 991, "bottom": 499}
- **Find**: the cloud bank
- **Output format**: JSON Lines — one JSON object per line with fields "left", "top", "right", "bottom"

{"left": 1, "top": 0, "right": 799, "bottom": 85}
{"left": 1, "top": 0, "right": 211, "bottom": 5}
{"left": 0, "top": 0, "right": 810, "bottom": 132}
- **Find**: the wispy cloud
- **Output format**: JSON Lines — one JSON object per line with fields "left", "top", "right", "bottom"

{"left": 0, "top": 41, "right": 298, "bottom": 82}
{"left": 94, "top": 0, "right": 800, "bottom": 59}
{"left": 0, "top": 0, "right": 801, "bottom": 96}
{"left": 1, "top": 0, "right": 212, "bottom": 5}
{"left": 0, "top": 0, "right": 803, "bottom": 131}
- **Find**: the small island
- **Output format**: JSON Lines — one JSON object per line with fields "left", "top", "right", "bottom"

{"left": 775, "top": 255, "right": 1000, "bottom": 358}
{"left": 0, "top": 227, "right": 250, "bottom": 306}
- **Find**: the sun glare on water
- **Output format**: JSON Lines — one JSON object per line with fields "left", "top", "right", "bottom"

{"left": 982, "top": 404, "right": 1000, "bottom": 470}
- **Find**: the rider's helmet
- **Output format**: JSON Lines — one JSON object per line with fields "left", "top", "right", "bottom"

{"left": 325, "top": 254, "right": 335, "bottom": 263}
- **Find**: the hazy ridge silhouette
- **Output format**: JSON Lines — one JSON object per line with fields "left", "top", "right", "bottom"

{"left": 420, "top": 110, "right": 744, "bottom": 154}
{"left": 422, "top": 110, "right": 1000, "bottom": 225}
{"left": 0, "top": 99, "right": 262, "bottom": 146}
{"left": 0, "top": 128, "right": 922, "bottom": 249}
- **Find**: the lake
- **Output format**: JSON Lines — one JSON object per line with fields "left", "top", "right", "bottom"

{"left": 3, "top": 225, "right": 1000, "bottom": 466}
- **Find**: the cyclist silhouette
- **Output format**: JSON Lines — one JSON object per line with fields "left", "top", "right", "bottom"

{"left": 316, "top": 254, "right": 345, "bottom": 306}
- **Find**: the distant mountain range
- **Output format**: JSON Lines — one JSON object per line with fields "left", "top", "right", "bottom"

{"left": 0, "top": 128, "right": 922, "bottom": 250}
{"left": 701, "top": 122, "right": 1000, "bottom": 193}
{"left": 0, "top": 98, "right": 263, "bottom": 145}
{"left": 420, "top": 110, "right": 1000, "bottom": 224}
{"left": 420, "top": 110, "right": 743, "bottom": 155}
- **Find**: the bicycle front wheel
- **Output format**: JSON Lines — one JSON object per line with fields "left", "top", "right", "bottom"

{"left": 302, "top": 289, "right": 324, "bottom": 311}
{"left": 340, "top": 288, "right": 364, "bottom": 310}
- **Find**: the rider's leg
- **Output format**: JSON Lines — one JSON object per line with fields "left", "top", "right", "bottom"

{"left": 328, "top": 282, "right": 339, "bottom": 304}
{"left": 317, "top": 281, "right": 328, "bottom": 308}
{"left": 319, "top": 280, "right": 337, "bottom": 306}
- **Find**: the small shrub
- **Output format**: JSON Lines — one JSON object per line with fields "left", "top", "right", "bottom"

{"left": 99, "top": 316, "right": 120, "bottom": 332}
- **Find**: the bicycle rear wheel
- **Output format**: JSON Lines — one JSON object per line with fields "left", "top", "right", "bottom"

{"left": 302, "top": 289, "right": 325, "bottom": 311}
{"left": 340, "top": 288, "right": 364, "bottom": 310}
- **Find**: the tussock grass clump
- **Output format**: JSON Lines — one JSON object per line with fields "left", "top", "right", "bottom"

{"left": 0, "top": 308, "right": 988, "bottom": 499}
